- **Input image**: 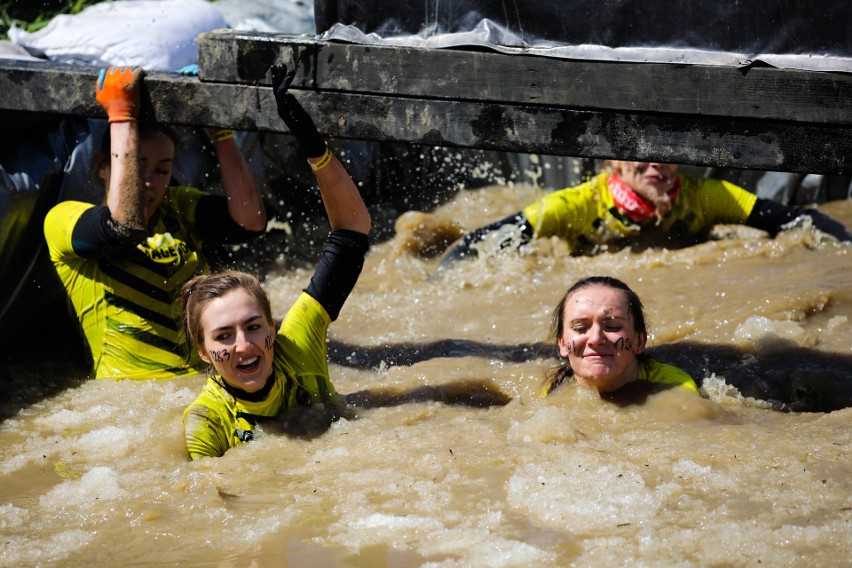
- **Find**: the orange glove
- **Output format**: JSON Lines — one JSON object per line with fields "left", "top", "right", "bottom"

{"left": 96, "top": 66, "right": 143, "bottom": 123}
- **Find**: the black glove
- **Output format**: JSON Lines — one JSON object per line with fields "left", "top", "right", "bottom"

{"left": 270, "top": 63, "right": 326, "bottom": 158}
{"left": 438, "top": 212, "right": 532, "bottom": 269}
{"left": 801, "top": 209, "right": 852, "bottom": 243}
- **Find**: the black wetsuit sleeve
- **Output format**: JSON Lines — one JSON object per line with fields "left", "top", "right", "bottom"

{"left": 439, "top": 212, "right": 533, "bottom": 267}
{"left": 195, "top": 194, "right": 265, "bottom": 244}
{"left": 746, "top": 198, "right": 851, "bottom": 242}
{"left": 70, "top": 205, "right": 146, "bottom": 257}
{"left": 304, "top": 229, "right": 370, "bottom": 321}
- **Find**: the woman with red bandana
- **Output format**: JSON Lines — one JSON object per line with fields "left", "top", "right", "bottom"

{"left": 440, "top": 161, "right": 851, "bottom": 264}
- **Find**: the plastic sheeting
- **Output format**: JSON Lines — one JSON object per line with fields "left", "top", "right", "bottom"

{"left": 316, "top": 0, "right": 852, "bottom": 72}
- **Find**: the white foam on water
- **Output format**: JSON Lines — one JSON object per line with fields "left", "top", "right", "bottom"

{"left": 420, "top": 527, "right": 557, "bottom": 567}
{"left": 700, "top": 374, "right": 775, "bottom": 409}
{"left": 350, "top": 512, "right": 444, "bottom": 531}
{"left": 32, "top": 405, "right": 109, "bottom": 430}
{"left": 75, "top": 425, "right": 133, "bottom": 456}
{"left": 0, "top": 502, "right": 30, "bottom": 528}
{"left": 734, "top": 315, "right": 815, "bottom": 348}
{"left": 506, "top": 457, "right": 662, "bottom": 534}
{"left": 826, "top": 314, "right": 848, "bottom": 330}
{"left": 1, "top": 530, "right": 93, "bottom": 565}
{"left": 39, "top": 466, "right": 127, "bottom": 510}
{"left": 670, "top": 458, "right": 712, "bottom": 478}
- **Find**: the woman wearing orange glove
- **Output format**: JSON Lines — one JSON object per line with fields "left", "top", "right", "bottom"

{"left": 43, "top": 66, "right": 267, "bottom": 380}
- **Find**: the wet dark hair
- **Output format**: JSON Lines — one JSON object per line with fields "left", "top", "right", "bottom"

{"left": 179, "top": 270, "right": 273, "bottom": 364}
{"left": 542, "top": 275, "right": 649, "bottom": 395}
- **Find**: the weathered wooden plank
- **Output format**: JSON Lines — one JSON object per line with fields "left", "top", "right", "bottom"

{"left": 0, "top": 60, "right": 101, "bottom": 116}
{"left": 0, "top": 59, "right": 849, "bottom": 174}
{"left": 197, "top": 30, "right": 852, "bottom": 125}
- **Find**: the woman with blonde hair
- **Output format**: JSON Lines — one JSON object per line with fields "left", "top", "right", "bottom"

{"left": 180, "top": 63, "right": 371, "bottom": 459}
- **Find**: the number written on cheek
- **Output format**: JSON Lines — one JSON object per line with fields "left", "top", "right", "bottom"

{"left": 569, "top": 337, "right": 634, "bottom": 356}
{"left": 209, "top": 348, "right": 231, "bottom": 362}
{"left": 264, "top": 334, "right": 273, "bottom": 350}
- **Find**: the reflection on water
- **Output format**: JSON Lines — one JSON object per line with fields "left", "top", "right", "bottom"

{"left": 1, "top": 186, "right": 850, "bottom": 566}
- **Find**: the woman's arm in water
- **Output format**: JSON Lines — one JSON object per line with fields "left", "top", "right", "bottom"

{"left": 746, "top": 198, "right": 851, "bottom": 242}
{"left": 438, "top": 212, "right": 533, "bottom": 268}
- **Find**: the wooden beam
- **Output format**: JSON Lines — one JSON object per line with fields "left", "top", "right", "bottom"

{"left": 1, "top": 37, "right": 851, "bottom": 174}
{"left": 198, "top": 30, "right": 852, "bottom": 125}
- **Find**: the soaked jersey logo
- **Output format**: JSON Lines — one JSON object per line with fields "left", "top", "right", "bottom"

{"left": 137, "top": 232, "right": 192, "bottom": 264}
{"left": 235, "top": 428, "right": 254, "bottom": 443}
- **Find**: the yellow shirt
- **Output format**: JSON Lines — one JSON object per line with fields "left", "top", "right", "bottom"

{"left": 183, "top": 292, "right": 339, "bottom": 460}
{"left": 541, "top": 358, "right": 699, "bottom": 397}
{"left": 44, "top": 186, "right": 209, "bottom": 379}
{"left": 637, "top": 359, "right": 699, "bottom": 394}
{"left": 524, "top": 173, "right": 757, "bottom": 253}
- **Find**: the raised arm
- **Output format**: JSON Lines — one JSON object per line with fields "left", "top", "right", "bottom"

{"left": 208, "top": 128, "right": 267, "bottom": 231}
{"left": 96, "top": 66, "right": 146, "bottom": 232}
{"left": 270, "top": 64, "right": 371, "bottom": 235}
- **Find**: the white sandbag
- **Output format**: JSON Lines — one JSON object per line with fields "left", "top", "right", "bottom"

{"left": 7, "top": 0, "right": 227, "bottom": 72}
{"left": 214, "top": 0, "right": 314, "bottom": 34}
{"left": 0, "top": 40, "right": 43, "bottom": 62}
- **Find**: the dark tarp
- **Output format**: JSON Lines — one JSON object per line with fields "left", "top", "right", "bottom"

{"left": 0, "top": 115, "right": 90, "bottom": 345}
{"left": 315, "top": 0, "right": 852, "bottom": 72}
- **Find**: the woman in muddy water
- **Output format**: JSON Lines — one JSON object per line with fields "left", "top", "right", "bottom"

{"left": 440, "top": 161, "right": 851, "bottom": 265}
{"left": 541, "top": 275, "right": 698, "bottom": 397}
{"left": 179, "top": 63, "right": 371, "bottom": 459}
{"left": 5, "top": 74, "right": 851, "bottom": 565}
{"left": 42, "top": 66, "right": 267, "bottom": 380}
{"left": 3, "top": 184, "right": 850, "bottom": 565}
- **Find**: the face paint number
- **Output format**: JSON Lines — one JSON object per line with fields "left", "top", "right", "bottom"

{"left": 209, "top": 349, "right": 231, "bottom": 362}
{"left": 569, "top": 336, "right": 635, "bottom": 357}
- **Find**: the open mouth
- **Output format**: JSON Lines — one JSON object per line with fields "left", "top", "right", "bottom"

{"left": 236, "top": 357, "right": 260, "bottom": 373}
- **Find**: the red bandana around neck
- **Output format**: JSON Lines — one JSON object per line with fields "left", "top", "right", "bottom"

{"left": 607, "top": 173, "right": 681, "bottom": 223}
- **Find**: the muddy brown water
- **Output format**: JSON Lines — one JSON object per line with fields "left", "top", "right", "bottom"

{"left": 1, "top": 184, "right": 850, "bottom": 566}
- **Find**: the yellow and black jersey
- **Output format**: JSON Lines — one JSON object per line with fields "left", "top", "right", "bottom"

{"left": 523, "top": 173, "right": 757, "bottom": 252}
{"left": 183, "top": 292, "right": 340, "bottom": 460}
{"left": 44, "top": 186, "right": 210, "bottom": 380}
